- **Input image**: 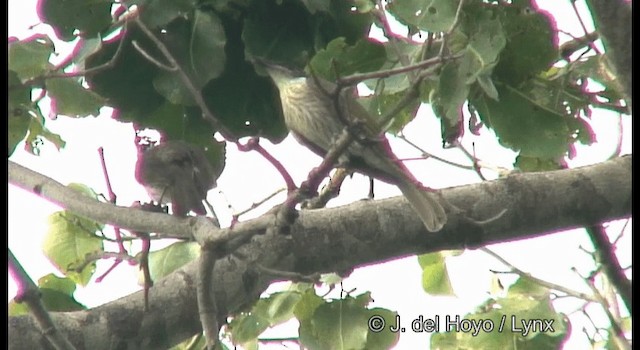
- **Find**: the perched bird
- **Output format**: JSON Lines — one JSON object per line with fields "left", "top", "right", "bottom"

{"left": 261, "top": 62, "right": 447, "bottom": 232}
{"left": 135, "top": 140, "right": 216, "bottom": 217}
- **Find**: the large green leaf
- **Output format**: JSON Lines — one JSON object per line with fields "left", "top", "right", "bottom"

{"left": 8, "top": 71, "right": 33, "bottom": 156}
{"left": 9, "top": 274, "right": 86, "bottom": 316}
{"left": 85, "top": 25, "right": 165, "bottom": 118}
{"left": 418, "top": 252, "right": 454, "bottom": 296}
{"left": 46, "top": 77, "right": 104, "bottom": 117}
{"left": 309, "top": 37, "right": 386, "bottom": 81}
{"left": 8, "top": 35, "right": 54, "bottom": 81}
{"left": 472, "top": 84, "right": 571, "bottom": 160}
{"left": 43, "top": 209, "right": 104, "bottom": 286}
{"left": 493, "top": 2, "right": 557, "bottom": 86}
{"left": 152, "top": 11, "right": 227, "bottom": 105}
{"left": 387, "top": 0, "right": 459, "bottom": 33}
{"left": 37, "top": 0, "right": 112, "bottom": 41}
{"left": 298, "top": 293, "right": 376, "bottom": 350}
{"left": 143, "top": 241, "right": 200, "bottom": 282}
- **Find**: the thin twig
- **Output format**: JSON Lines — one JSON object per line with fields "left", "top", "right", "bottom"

{"left": 253, "top": 265, "right": 321, "bottom": 284}
{"left": 337, "top": 53, "right": 462, "bottom": 87}
{"left": 584, "top": 224, "right": 631, "bottom": 312}
{"left": 236, "top": 137, "right": 296, "bottom": 191}
{"left": 232, "top": 187, "right": 286, "bottom": 220}
{"left": 482, "top": 248, "right": 599, "bottom": 302}
{"left": 131, "top": 40, "right": 177, "bottom": 71}
{"left": 304, "top": 168, "right": 350, "bottom": 209}
{"left": 570, "top": 2, "right": 602, "bottom": 55}
{"left": 455, "top": 142, "right": 487, "bottom": 181}
{"left": 396, "top": 133, "right": 476, "bottom": 171}
{"left": 574, "top": 268, "right": 630, "bottom": 350}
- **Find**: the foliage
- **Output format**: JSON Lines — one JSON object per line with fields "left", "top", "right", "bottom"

{"left": 7, "top": 0, "right": 630, "bottom": 349}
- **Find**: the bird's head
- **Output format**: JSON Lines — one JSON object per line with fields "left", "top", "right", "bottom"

{"left": 254, "top": 58, "right": 306, "bottom": 90}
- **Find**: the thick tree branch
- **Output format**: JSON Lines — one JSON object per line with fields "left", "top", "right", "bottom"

{"left": 9, "top": 161, "right": 192, "bottom": 239}
{"left": 8, "top": 156, "right": 631, "bottom": 349}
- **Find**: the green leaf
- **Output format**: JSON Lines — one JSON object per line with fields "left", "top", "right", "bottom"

{"left": 8, "top": 71, "right": 33, "bottom": 156}
{"left": 493, "top": 3, "right": 557, "bottom": 86}
{"left": 203, "top": 19, "right": 288, "bottom": 141}
{"left": 387, "top": 0, "right": 459, "bottom": 32}
{"left": 514, "top": 156, "right": 563, "bottom": 172}
{"left": 364, "top": 308, "right": 400, "bottom": 350}
{"left": 67, "top": 183, "right": 101, "bottom": 199}
{"left": 428, "top": 60, "right": 469, "bottom": 129}
{"left": 418, "top": 253, "right": 455, "bottom": 296}
{"left": 255, "top": 291, "right": 302, "bottom": 325}
{"left": 319, "top": 272, "right": 344, "bottom": 286}
{"left": 144, "top": 242, "right": 200, "bottom": 282}
{"left": 299, "top": 0, "right": 331, "bottom": 14}
{"left": 229, "top": 312, "right": 271, "bottom": 345}
{"left": 139, "top": 0, "right": 197, "bottom": 29}
{"left": 293, "top": 288, "right": 325, "bottom": 321}
{"left": 242, "top": 1, "right": 315, "bottom": 65}
{"left": 85, "top": 26, "right": 165, "bottom": 118}
{"left": 360, "top": 91, "right": 420, "bottom": 134}
{"left": 42, "top": 211, "right": 104, "bottom": 286}
{"left": 8, "top": 35, "right": 54, "bottom": 81}
{"left": 230, "top": 289, "right": 305, "bottom": 346}
{"left": 299, "top": 295, "right": 371, "bottom": 350}
{"left": 46, "top": 77, "right": 104, "bottom": 117}
{"left": 153, "top": 11, "right": 226, "bottom": 105}
{"left": 9, "top": 275, "right": 86, "bottom": 316}
{"left": 37, "top": 0, "right": 112, "bottom": 41}
{"left": 38, "top": 274, "right": 87, "bottom": 312}
{"left": 309, "top": 37, "right": 386, "bottom": 81}
{"left": 471, "top": 84, "right": 571, "bottom": 159}
{"left": 24, "top": 112, "right": 66, "bottom": 155}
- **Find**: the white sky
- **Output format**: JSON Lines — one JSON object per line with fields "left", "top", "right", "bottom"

{"left": 8, "top": 1, "right": 632, "bottom": 349}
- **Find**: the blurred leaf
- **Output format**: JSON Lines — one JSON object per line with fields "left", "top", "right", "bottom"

{"left": 387, "top": 0, "right": 459, "bottom": 32}
{"left": 493, "top": 3, "right": 557, "bottom": 86}
{"left": 143, "top": 241, "right": 200, "bottom": 282}
{"left": 204, "top": 16, "right": 288, "bottom": 141}
{"left": 364, "top": 308, "right": 400, "bottom": 350}
{"left": 8, "top": 71, "right": 33, "bottom": 156}
{"left": 300, "top": 0, "right": 331, "bottom": 14}
{"left": 515, "top": 155, "right": 563, "bottom": 172}
{"left": 471, "top": 84, "right": 571, "bottom": 160}
{"left": 36, "top": 0, "right": 112, "bottom": 41}
{"left": 46, "top": 77, "right": 104, "bottom": 117}
{"left": 85, "top": 26, "right": 165, "bottom": 118}
{"left": 360, "top": 91, "right": 421, "bottom": 134}
{"left": 24, "top": 112, "right": 66, "bottom": 155}
{"left": 153, "top": 11, "right": 226, "bottom": 105}
{"left": 9, "top": 275, "right": 86, "bottom": 316}
{"left": 299, "top": 294, "right": 371, "bottom": 350}
{"left": 139, "top": 0, "right": 197, "bottom": 29}
{"left": 242, "top": 1, "right": 315, "bottom": 65}
{"left": 418, "top": 252, "right": 455, "bottom": 296}
{"left": 255, "top": 291, "right": 302, "bottom": 325}
{"left": 8, "top": 35, "right": 54, "bottom": 81}
{"left": 293, "top": 288, "right": 325, "bottom": 321}
{"left": 309, "top": 37, "right": 386, "bottom": 81}
{"left": 43, "top": 211, "right": 104, "bottom": 286}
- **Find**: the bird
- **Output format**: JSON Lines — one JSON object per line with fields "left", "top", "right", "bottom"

{"left": 135, "top": 139, "right": 217, "bottom": 217}
{"left": 260, "top": 61, "right": 447, "bottom": 232}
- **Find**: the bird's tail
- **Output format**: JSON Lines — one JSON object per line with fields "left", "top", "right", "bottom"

{"left": 396, "top": 179, "right": 447, "bottom": 232}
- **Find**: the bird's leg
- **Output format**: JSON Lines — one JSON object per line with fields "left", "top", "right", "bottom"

{"left": 368, "top": 177, "right": 375, "bottom": 200}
